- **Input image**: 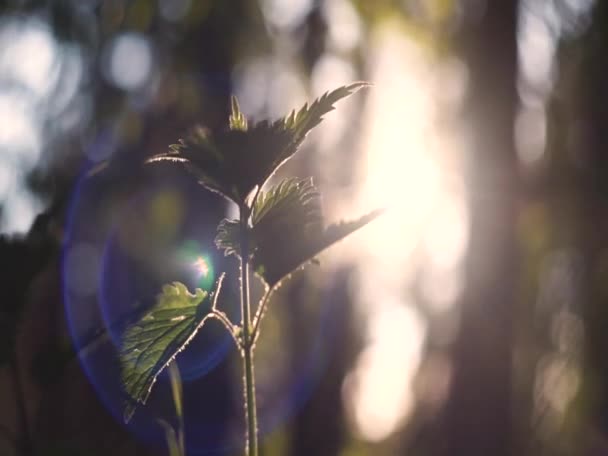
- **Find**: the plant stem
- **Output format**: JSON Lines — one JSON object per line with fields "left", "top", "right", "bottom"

{"left": 211, "top": 310, "right": 241, "bottom": 348}
{"left": 251, "top": 291, "right": 271, "bottom": 345}
{"left": 240, "top": 210, "right": 258, "bottom": 456}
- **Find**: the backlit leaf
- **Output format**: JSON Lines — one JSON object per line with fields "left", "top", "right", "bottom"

{"left": 253, "top": 209, "right": 383, "bottom": 288}
{"left": 229, "top": 95, "right": 248, "bottom": 131}
{"left": 215, "top": 178, "right": 382, "bottom": 289}
{"left": 120, "top": 275, "right": 224, "bottom": 422}
{"left": 281, "top": 82, "right": 370, "bottom": 146}
{"left": 251, "top": 177, "right": 321, "bottom": 228}
{"left": 146, "top": 83, "right": 369, "bottom": 205}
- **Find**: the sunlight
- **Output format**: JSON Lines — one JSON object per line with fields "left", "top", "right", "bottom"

{"left": 233, "top": 57, "right": 306, "bottom": 120}
{"left": 0, "top": 187, "right": 44, "bottom": 234}
{"left": 518, "top": 8, "right": 556, "bottom": 96}
{"left": 0, "top": 91, "right": 41, "bottom": 163}
{"left": 345, "top": 24, "right": 436, "bottom": 441}
{"left": 193, "top": 256, "right": 210, "bottom": 277}
{"left": 0, "top": 17, "right": 59, "bottom": 234}
{"left": 322, "top": 21, "right": 469, "bottom": 442}
{"left": 260, "top": 0, "right": 313, "bottom": 30}
{"left": 343, "top": 304, "right": 426, "bottom": 442}
{"left": 322, "top": 0, "right": 362, "bottom": 53}
{"left": 0, "top": 18, "right": 58, "bottom": 97}
{"left": 312, "top": 54, "right": 357, "bottom": 151}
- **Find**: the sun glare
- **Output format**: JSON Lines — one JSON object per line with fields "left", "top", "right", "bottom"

{"left": 193, "top": 256, "right": 210, "bottom": 277}
{"left": 320, "top": 20, "right": 469, "bottom": 442}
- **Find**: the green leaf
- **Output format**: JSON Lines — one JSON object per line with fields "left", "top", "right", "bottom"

{"left": 147, "top": 127, "right": 231, "bottom": 200}
{"left": 120, "top": 275, "right": 224, "bottom": 422}
{"left": 229, "top": 95, "right": 248, "bottom": 131}
{"left": 259, "top": 82, "right": 370, "bottom": 190}
{"left": 253, "top": 208, "right": 383, "bottom": 288}
{"left": 281, "top": 82, "right": 370, "bottom": 147}
{"left": 251, "top": 177, "right": 321, "bottom": 228}
{"left": 215, "top": 177, "right": 383, "bottom": 289}
{"left": 146, "top": 83, "right": 369, "bottom": 205}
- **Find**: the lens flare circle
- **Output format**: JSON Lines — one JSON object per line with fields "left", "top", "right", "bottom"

{"left": 63, "top": 161, "right": 344, "bottom": 453}
{"left": 63, "top": 163, "right": 235, "bottom": 451}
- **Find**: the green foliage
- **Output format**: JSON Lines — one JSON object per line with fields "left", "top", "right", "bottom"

{"left": 119, "top": 83, "right": 378, "bottom": 456}
{"left": 121, "top": 277, "right": 224, "bottom": 422}
{"left": 280, "top": 82, "right": 369, "bottom": 144}
{"left": 146, "top": 82, "right": 369, "bottom": 206}
{"left": 215, "top": 177, "right": 321, "bottom": 266}
{"left": 251, "top": 177, "right": 321, "bottom": 229}
{"left": 229, "top": 95, "right": 248, "bottom": 131}
{"left": 216, "top": 177, "right": 382, "bottom": 288}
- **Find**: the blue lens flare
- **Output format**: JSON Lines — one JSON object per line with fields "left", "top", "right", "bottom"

{"left": 62, "top": 162, "right": 238, "bottom": 452}
{"left": 62, "top": 160, "right": 345, "bottom": 454}
{"left": 254, "top": 279, "right": 345, "bottom": 438}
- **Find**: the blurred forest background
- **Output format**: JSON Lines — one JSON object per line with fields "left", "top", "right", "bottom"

{"left": 0, "top": 0, "right": 607, "bottom": 455}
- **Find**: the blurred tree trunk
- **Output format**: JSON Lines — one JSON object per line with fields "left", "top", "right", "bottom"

{"left": 576, "top": 2, "right": 608, "bottom": 452}
{"left": 439, "top": 2, "right": 520, "bottom": 455}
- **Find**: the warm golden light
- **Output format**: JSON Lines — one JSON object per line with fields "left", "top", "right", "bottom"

{"left": 318, "top": 19, "right": 469, "bottom": 443}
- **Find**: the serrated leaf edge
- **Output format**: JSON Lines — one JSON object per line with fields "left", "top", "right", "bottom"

{"left": 123, "top": 273, "right": 225, "bottom": 422}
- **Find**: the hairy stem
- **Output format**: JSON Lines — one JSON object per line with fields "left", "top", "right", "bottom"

{"left": 251, "top": 291, "right": 272, "bottom": 346}
{"left": 240, "top": 210, "right": 258, "bottom": 456}
{"left": 210, "top": 310, "right": 241, "bottom": 348}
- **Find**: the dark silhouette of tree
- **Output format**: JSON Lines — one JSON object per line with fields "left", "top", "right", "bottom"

{"left": 439, "top": 3, "right": 519, "bottom": 455}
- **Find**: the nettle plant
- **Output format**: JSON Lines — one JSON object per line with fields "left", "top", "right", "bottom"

{"left": 119, "top": 82, "right": 381, "bottom": 455}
